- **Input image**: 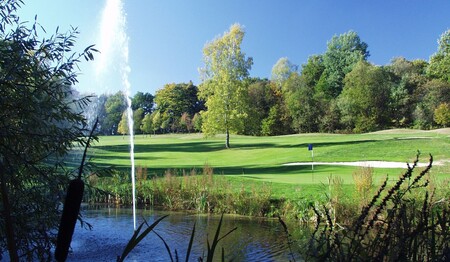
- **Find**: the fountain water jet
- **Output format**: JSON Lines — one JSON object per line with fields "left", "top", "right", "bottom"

{"left": 95, "top": 0, "right": 136, "bottom": 230}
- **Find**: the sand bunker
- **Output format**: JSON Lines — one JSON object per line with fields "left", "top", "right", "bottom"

{"left": 283, "top": 160, "right": 446, "bottom": 169}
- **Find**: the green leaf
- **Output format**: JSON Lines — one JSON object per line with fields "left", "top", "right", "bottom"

{"left": 117, "top": 215, "right": 168, "bottom": 262}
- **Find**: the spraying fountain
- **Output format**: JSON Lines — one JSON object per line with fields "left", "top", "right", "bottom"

{"left": 95, "top": 0, "right": 136, "bottom": 230}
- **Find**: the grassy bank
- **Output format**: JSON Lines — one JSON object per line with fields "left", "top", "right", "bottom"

{"left": 86, "top": 128, "right": 449, "bottom": 185}
{"left": 80, "top": 129, "right": 449, "bottom": 221}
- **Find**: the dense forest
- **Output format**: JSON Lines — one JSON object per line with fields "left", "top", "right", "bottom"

{"left": 88, "top": 26, "right": 450, "bottom": 137}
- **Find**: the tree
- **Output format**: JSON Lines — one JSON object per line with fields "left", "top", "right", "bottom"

{"left": 160, "top": 112, "right": 172, "bottom": 133}
{"left": 103, "top": 92, "right": 127, "bottom": 135}
{"left": 413, "top": 79, "right": 450, "bottom": 128}
{"left": 387, "top": 57, "right": 428, "bottom": 127}
{"left": 116, "top": 108, "right": 142, "bottom": 135}
{"left": 117, "top": 111, "right": 129, "bottom": 135}
{"left": 151, "top": 111, "right": 162, "bottom": 134}
{"left": 155, "top": 82, "right": 203, "bottom": 116}
{"left": 338, "top": 61, "right": 391, "bottom": 132}
{"left": 245, "top": 78, "right": 278, "bottom": 135}
{"left": 427, "top": 30, "right": 450, "bottom": 83}
{"left": 0, "top": 1, "right": 97, "bottom": 259}
{"left": 283, "top": 73, "right": 321, "bottom": 133}
{"left": 261, "top": 104, "right": 291, "bottom": 136}
{"left": 132, "top": 91, "right": 154, "bottom": 114}
{"left": 301, "top": 55, "right": 325, "bottom": 87}
{"left": 140, "top": 113, "right": 154, "bottom": 135}
{"left": 271, "top": 57, "right": 298, "bottom": 88}
{"left": 199, "top": 23, "right": 253, "bottom": 148}
{"left": 319, "top": 100, "right": 341, "bottom": 132}
{"left": 89, "top": 94, "right": 109, "bottom": 135}
{"left": 192, "top": 112, "right": 203, "bottom": 132}
{"left": 133, "top": 108, "right": 144, "bottom": 134}
{"left": 434, "top": 103, "right": 450, "bottom": 127}
{"left": 154, "top": 82, "right": 204, "bottom": 133}
{"left": 299, "top": 55, "right": 339, "bottom": 132}
{"left": 321, "top": 31, "right": 369, "bottom": 99}
{"left": 180, "top": 112, "right": 193, "bottom": 133}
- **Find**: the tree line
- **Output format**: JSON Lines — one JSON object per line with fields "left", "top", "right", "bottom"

{"left": 92, "top": 25, "right": 449, "bottom": 141}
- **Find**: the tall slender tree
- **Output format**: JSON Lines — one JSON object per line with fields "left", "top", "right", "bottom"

{"left": 117, "top": 111, "right": 129, "bottom": 135}
{"left": 140, "top": 113, "right": 154, "bottom": 135}
{"left": 199, "top": 23, "right": 253, "bottom": 148}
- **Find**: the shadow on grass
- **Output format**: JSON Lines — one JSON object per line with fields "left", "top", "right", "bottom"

{"left": 95, "top": 141, "right": 225, "bottom": 154}
{"left": 96, "top": 164, "right": 348, "bottom": 181}
{"left": 87, "top": 137, "right": 399, "bottom": 177}
{"left": 272, "top": 139, "right": 378, "bottom": 149}
{"left": 215, "top": 165, "right": 315, "bottom": 176}
{"left": 94, "top": 139, "right": 380, "bottom": 154}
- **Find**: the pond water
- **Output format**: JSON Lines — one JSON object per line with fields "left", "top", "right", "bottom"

{"left": 67, "top": 205, "right": 305, "bottom": 261}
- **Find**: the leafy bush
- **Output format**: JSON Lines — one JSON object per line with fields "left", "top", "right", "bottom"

{"left": 0, "top": 1, "right": 97, "bottom": 259}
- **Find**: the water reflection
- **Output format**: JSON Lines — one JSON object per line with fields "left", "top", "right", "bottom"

{"left": 68, "top": 205, "right": 304, "bottom": 261}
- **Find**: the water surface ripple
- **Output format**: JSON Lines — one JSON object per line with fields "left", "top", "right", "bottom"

{"left": 67, "top": 206, "right": 303, "bottom": 261}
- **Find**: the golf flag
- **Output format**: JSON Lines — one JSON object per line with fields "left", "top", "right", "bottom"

{"left": 308, "top": 144, "right": 313, "bottom": 151}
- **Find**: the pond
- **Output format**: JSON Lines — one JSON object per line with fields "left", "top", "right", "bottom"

{"left": 67, "top": 205, "right": 305, "bottom": 261}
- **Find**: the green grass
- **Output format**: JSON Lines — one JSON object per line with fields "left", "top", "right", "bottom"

{"left": 86, "top": 129, "right": 449, "bottom": 199}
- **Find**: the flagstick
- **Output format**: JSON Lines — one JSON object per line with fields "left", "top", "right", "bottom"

{"left": 311, "top": 148, "right": 314, "bottom": 182}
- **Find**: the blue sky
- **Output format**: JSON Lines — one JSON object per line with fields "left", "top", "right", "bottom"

{"left": 17, "top": 0, "right": 450, "bottom": 96}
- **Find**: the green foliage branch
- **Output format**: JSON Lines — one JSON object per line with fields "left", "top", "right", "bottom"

{"left": 0, "top": 1, "right": 97, "bottom": 260}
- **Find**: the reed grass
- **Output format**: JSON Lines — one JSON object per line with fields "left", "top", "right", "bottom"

{"left": 116, "top": 213, "right": 236, "bottom": 262}
{"left": 86, "top": 157, "right": 448, "bottom": 226}
{"left": 302, "top": 154, "right": 450, "bottom": 261}
{"left": 352, "top": 167, "right": 374, "bottom": 207}
{"left": 88, "top": 165, "right": 273, "bottom": 217}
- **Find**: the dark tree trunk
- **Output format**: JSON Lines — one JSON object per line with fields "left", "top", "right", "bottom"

{"left": 0, "top": 163, "right": 19, "bottom": 261}
{"left": 225, "top": 128, "right": 230, "bottom": 149}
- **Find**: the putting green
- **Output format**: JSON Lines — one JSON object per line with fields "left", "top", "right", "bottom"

{"left": 87, "top": 129, "right": 449, "bottom": 184}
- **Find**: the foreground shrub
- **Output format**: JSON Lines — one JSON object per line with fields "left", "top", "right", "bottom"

{"left": 303, "top": 154, "right": 449, "bottom": 261}
{"left": 0, "top": 1, "right": 97, "bottom": 260}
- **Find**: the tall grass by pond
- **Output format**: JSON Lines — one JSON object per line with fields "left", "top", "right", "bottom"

{"left": 302, "top": 155, "right": 449, "bottom": 261}
{"left": 85, "top": 155, "right": 449, "bottom": 225}
{"left": 86, "top": 165, "right": 273, "bottom": 217}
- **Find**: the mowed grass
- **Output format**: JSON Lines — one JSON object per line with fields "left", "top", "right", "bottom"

{"left": 86, "top": 129, "right": 450, "bottom": 199}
